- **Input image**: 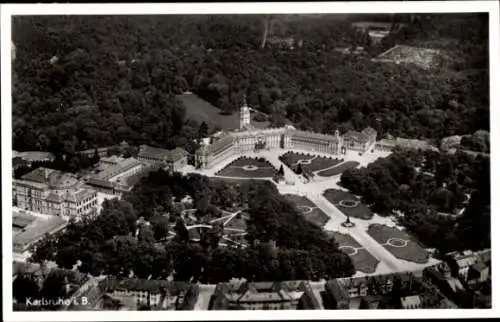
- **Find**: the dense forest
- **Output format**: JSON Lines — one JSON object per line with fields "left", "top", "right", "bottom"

{"left": 30, "top": 171, "right": 355, "bottom": 282}
{"left": 13, "top": 13, "right": 489, "bottom": 156}
{"left": 340, "top": 148, "right": 490, "bottom": 253}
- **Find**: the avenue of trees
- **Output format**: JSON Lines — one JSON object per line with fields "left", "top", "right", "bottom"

{"left": 13, "top": 14, "right": 488, "bottom": 157}
{"left": 29, "top": 170, "right": 354, "bottom": 282}
{"left": 340, "top": 148, "right": 490, "bottom": 253}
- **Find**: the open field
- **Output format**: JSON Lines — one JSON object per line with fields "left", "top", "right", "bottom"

{"left": 323, "top": 189, "right": 373, "bottom": 220}
{"left": 177, "top": 93, "right": 269, "bottom": 131}
{"left": 327, "top": 231, "right": 379, "bottom": 274}
{"left": 367, "top": 224, "right": 429, "bottom": 264}
{"left": 317, "top": 161, "right": 360, "bottom": 177}
{"left": 284, "top": 194, "right": 330, "bottom": 228}
{"left": 216, "top": 157, "right": 277, "bottom": 178}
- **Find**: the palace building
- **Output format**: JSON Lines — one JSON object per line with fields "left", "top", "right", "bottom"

{"left": 14, "top": 167, "right": 98, "bottom": 220}
{"left": 195, "top": 98, "right": 376, "bottom": 169}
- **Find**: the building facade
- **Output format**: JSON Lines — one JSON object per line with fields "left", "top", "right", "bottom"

{"left": 195, "top": 101, "right": 373, "bottom": 169}
{"left": 86, "top": 157, "right": 149, "bottom": 196}
{"left": 97, "top": 278, "right": 198, "bottom": 310}
{"left": 14, "top": 168, "right": 97, "bottom": 220}
{"left": 342, "top": 127, "right": 377, "bottom": 153}
{"left": 211, "top": 281, "right": 321, "bottom": 310}
{"left": 137, "top": 145, "right": 188, "bottom": 171}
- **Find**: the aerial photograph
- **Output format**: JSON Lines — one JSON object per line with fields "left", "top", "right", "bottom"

{"left": 9, "top": 10, "right": 491, "bottom": 312}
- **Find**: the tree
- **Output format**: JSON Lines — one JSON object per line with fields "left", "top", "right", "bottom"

{"left": 174, "top": 218, "right": 189, "bottom": 243}
{"left": 149, "top": 214, "right": 170, "bottom": 241}
{"left": 40, "top": 270, "right": 70, "bottom": 301}
{"left": 13, "top": 273, "right": 40, "bottom": 304}
{"left": 197, "top": 121, "right": 209, "bottom": 139}
{"left": 296, "top": 163, "right": 303, "bottom": 175}
{"left": 279, "top": 164, "right": 285, "bottom": 176}
{"left": 138, "top": 225, "right": 155, "bottom": 244}
{"left": 30, "top": 233, "right": 58, "bottom": 265}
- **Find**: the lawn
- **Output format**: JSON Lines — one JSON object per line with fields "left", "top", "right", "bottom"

{"left": 367, "top": 224, "right": 429, "bottom": 264}
{"left": 317, "top": 161, "right": 360, "bottom": 177}
{"left": 279, "top": 151, "right": 343, "bottom": 173}
{"left": 285, "top": 194, "right": 330, "bottom": 227}
{"left": 216, "top": 157, "right": 277, "bottom": 178}
{"left": 327, "top": 231, "right": 379, "bottom": 274}
{"left": 177, "top": 93, "right": 269, "bottom": 131}
{"left": 323, "top": 189, "right": 373, "bottom": 220}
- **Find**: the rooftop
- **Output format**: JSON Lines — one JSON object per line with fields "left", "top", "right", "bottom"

{"left": 96, "top": 157, "right": 143, "bottom": 181}
{"left": 12, "top": 211, "right": 37, "bottom": 229}
{"left": 138, "top": 145, "right": 188, "bottom": 162}
{"left": 100, "top": 155, "right": 127, "bottom": 165}
{"left": 13, "top": 216, "right": 67, "bottom": 249}
{"left": 13, "top": 151, "right": 55, "bottom": 161}
{"left": 289, "top": 129, "right": 341, "bottom": 142}
{"left": 216, "top": 281, "right": 308, "bottom": 304}
{"left": 21, "top": 167, "right": 79, "bottom": 190}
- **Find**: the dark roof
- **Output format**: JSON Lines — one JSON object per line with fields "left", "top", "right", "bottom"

{"left": 21, "top": 167, "right": 79, "bottom": 189}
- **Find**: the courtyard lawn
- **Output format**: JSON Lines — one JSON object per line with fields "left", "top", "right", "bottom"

{"left": 285, "top": 194, "right": 330, "bottom": 227}
{"left": 323, "top": 189, "right": 373, "bottom": 220}
{"left": 327, "top": 231, "right": 379, "bottom": 274}
{"left": 367, "top": 224, "right": 429, "bottom": 264}
{"left": 279, "top": 151, "right": 344, "bottom": 173}
{"left": 317, "top": 161, "right": 360, "bottom": 177}
{"left": 216, "top": 157, "right": 277, "bottom": 178}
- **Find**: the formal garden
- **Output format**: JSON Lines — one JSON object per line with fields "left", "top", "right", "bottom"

{"left": 323, "top": 188, "right": 373, "bottom": 220}
{"left": 215, "top": 156, "right": 277, "bottom": 178}
{"left": 328, "top": 231, "right": 380, "bottom": 274}
{"left": 367, "top": 224, "right": 429, "bottom": 264}
{"left": 285, "top": 194, "right": 330, "bottom": 228}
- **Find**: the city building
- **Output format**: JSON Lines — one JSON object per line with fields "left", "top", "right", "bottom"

{"left": 423, "top": 263, "right": 464, "bottom": 300}
{"left": 12, "top": 151, "right": 56, "bottom": 164}
{"left": 324, "top": 273, "right": 433, "bottom": 310}
{"left": 77, "top": 146, "right": 115, "bottom": 158}
{"left": 137, "top": 145, "right": 188, "bottom": 171}
{"left": 446, "top": 250, "right": 479, "bottom": 281}
{"left": 13, "top": 211, "right": 67, "bottom": 254}
{"left": 98, "top": 155, "right": 127, "bottom": 169}
{"left": 195, "top": 100, "right": 375, "bottom": 169}
{"left": 400, "top": 295, "right": 422, "bottom": 309}
{"left": 210, "top": 280, "right": 321, "bottom": 310}
{"left": 468, "top": 262, "right": 490, "bottom": 285}
{"left": 86, "top": 157, "right": 148, "bottom": 195}
{"left": 14, "top": 167, "right": 98, "bottom": 220}
{"left": 97, "top": 278, "right": 198, "bottom": 310}
{"left": 342, "top": 127, "right": 377, "bottom": 152}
